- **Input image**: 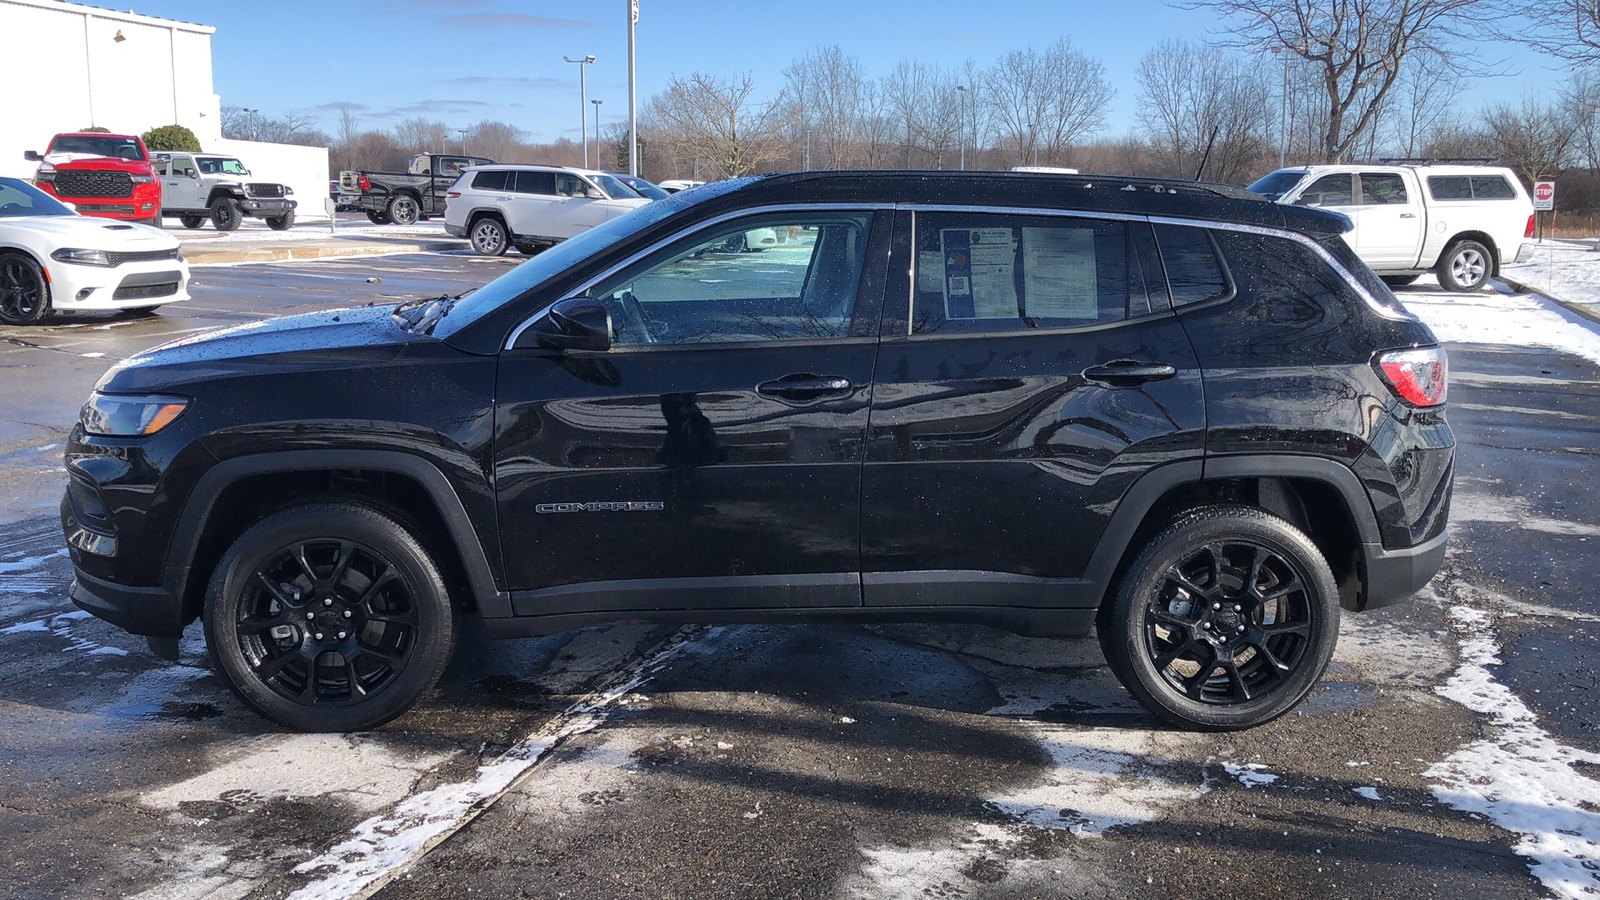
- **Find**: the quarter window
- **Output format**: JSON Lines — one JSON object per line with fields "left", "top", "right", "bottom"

{"left": 1153, "top": 224, "right": 1232, "bottom": 308}
{"left": 910, "top": 213, "right": 1146, "bottom": 334}
{"left": 1428, "top": 175, "right": 1517, "bottom": 200}
{"left": 1471, "top": 175, "right": 1516, "bottom": 199}
{"left": 1295, "top": 174, "right": 1353, "bottom": 207}
{"left": 1360, "top": 173, "right": 1408, "bottom": 204}
{"left": 590, "top": 211, "right": 874, "bottom": 346}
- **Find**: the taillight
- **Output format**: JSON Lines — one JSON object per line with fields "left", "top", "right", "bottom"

{"left": 359, "top": 174, "right": 371, "bottom": 191}
{"left": 446, "top": 191, "right": 460, "bottom": 199}
{"left": 1525, "top": 214, "right": 1536, "bottom": 238}
{"left": 1376, "top": 346, "right": 1447, "bottom": 407}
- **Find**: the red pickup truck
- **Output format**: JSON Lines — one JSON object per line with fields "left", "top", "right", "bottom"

{"left": 24, "top": 133, "right": 162, "bottom": 226}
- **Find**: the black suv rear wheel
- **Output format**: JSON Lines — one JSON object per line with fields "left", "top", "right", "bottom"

{"left": 1100, "top": 505, "right": 1339, "bottom": 731}
{"left": 203, "top": 502, "right": 457, "bottom": 732}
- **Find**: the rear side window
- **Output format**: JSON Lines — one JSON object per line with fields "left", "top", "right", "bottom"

{"left": 1428, "top": 175, "right": 1517, "bottom": 200}
{"left": 513, "top": 171, "right": 556, "bottom": 195}
{"left": 910, "top": 213, "right": 1149, "bottom": 334}
{"left": 471, "top": 170, "right": 509, "bottom": 191}
{"left": 1360, "top": 173, "right": 1408, "bottom": 204}
{"left": 1153, "top": 224, "right": 1232, "bottom": 308}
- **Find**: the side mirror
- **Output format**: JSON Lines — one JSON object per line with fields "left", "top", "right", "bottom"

{"left": 522, "top": 297, "right": 612, "bottom": 352}
{"left": 23, "top": 150, "right": 40, "bottom": 162}
{"left": 189, "top": 170, "right": 200, "bottom": 179}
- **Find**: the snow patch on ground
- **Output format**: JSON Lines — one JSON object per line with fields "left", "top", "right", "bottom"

{"left": 988, "top": 725, "right": 1202, "bottom": 835}
{"left": 1, "top": 607, "right": 127, "bottom": 656}
{"left": 285, "top": 627, "right": 702, "bottom": 900}
{"left": 1398, "top": 279, "right": 1600, "bottom": 366}
{"left": 1427, "top": 604, "right": 1600, "bottom": 900}
{"left": 1224, "top": 763, "right": 1279, "bottom": 788}
{"left": 0, "top": 548, "right": 70, "bottom": 597}
{"left": 847, "top": 823, "right": 1025, "bottom": 900}
{"left": 1503, "top": 239, "right": 1600, "bottom": 318}
{"left": 1353, "top": 786, "right": 1383, "bottom": 801}
{"left": 1452, "top": 490, "right": 1600, "bottom": 537}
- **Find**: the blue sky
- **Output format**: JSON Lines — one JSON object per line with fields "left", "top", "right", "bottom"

{"left": 129, "top": 0, "right": 1573, "bottom": 143}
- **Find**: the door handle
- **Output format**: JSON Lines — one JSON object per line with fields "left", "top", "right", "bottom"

{"left": 495, "top": 195, "right": 513, "bottom": 201}
{"left": 757, "top": 374, "right": 853, "bottom": 400}
{"left": 1082, "top": 361, "right": 1178, "bottom": 386}
{"left": 1399, "top": 213, "right": 1417, "bottom": 219}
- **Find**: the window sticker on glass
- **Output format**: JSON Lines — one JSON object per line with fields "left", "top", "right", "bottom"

{"left": 941, "top": 227, "right": 1018, "bottom": 319}
{"left": 1021, "top": 227, "right": 1097, "bottom": 318}
{"left": 917, "top": 251, "right": 946, "bottom": 293}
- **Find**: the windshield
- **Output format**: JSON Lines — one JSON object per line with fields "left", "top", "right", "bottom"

{"left": 423, "top": 196, "right": 692, "bottom": 339}
{"left": 619, "top": 176, "right": 670, "bottom": 201}
{"left": 1246, "top": 170, "right": 1308, "bottom": 202}
{"left": 48, "top": 135, "right": 145, "bottom": 161}
{"left": 197, "top": 157, "right": 248, "bottom": 175}
{"left": 0, "top": 177, "right": 75, "bottom": 217}
{"left": 590, "top": 173, "right": 642, "bottom": 200}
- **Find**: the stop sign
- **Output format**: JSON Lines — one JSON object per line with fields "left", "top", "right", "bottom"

{"left": 1534, "top": 181, "right": 1555, "bottom": 210}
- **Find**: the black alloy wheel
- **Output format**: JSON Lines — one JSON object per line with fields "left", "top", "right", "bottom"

{"left": 387, "top": 194, "right": 420, "bottom": 226}
{"left": 366, "top": 210, "right": 392, "bottom": 225}
{"left": 0, "top": 252, "right": 51, "bottom": 325}
{"left": 266, "top": 209, "right": 295, "bottom": 231}
{"left": 210, "top": 197, "right": 242, "bottom": 232}
{"left": 205, "top": 502, "right": 456, "bottom": 731}
{"left": 180, "top": 214, "right": 206, "bottom": 229}
{"left": 1100, "top": 505, "right": 1339, "bottom": 731}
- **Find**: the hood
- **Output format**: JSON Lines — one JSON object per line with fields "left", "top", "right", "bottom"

{"left": 98, "top": 305, "right": 427, "bottom": 393}
{"left": 42, "top": 153, "right": 153, "bottom": 174}
{"left": 5, "top": 216, "right": 175, "bottom": 248}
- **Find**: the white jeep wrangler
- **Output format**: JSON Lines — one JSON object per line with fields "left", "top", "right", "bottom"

{"left": 1248, "top": 163, "right": 1536, "bottom": 292}
{"left": 153, "top": 153, "right": 297, "bottom": 232}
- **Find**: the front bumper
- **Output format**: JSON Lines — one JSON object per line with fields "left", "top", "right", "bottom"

{"left": 45, "top": 257, "right": 191, "bottom": 311}
{"left": 1361, "top": 529, "right": 1448, "bottom": 610}
{"left": 39, "top": 183, "right": 161, "bottom": 220}
{"left": 239, "top": 197, "right": 297, "bottom": 217}
{"left": 63, "top": 491, "right": 186, "bottom": 638}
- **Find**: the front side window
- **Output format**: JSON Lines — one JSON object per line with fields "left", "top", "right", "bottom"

{"left": 1153, "top": 224, "right": 1232, "bottom": 308}
{"left": 171, "top": 157, "right": 196, "bottom": 178}
{"left": 556, "top": 173, "right": 599, "bottom": 198}
{"left": 439, "top": 158, "right": 472, "bottom": 177}
{"left": 1360, "top": 173, "right": 1408, "bottom": 204}
{"left": 1295, "top": 174, "right": 1353, "bottom": 207}
{"left": 590, "top": 211, "right": 874, "bottom": 346}
{"left": 911, "top": 213, "right": 1145, "bottom": 334}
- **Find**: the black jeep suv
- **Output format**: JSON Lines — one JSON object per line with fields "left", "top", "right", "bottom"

{"left": 62, "top": 172, "right": 1453, "bottom": 732}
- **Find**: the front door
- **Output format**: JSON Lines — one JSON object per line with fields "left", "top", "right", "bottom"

{"left": 554, "top": 173, "right": 614, "bottom": 237}
{"left": 164, "top": 156, "right": 200, "bottom": 211}
{"left": 494, "top": 207, "right": 890, "bottom": 616}
{"left": 860, "top": 210, "right": 1206, "bottom": 608}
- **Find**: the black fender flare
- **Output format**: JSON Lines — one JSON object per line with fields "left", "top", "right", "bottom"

{"left": 161, "top": 449, "right": 510, "bottom": 619}
{"left": 1078, "top": 455, "right": 1383, "bottom": 606}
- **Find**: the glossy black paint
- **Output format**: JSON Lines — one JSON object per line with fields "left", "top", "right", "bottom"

{"left": 60, "top": 169, "right": 1451, "bottom": 645}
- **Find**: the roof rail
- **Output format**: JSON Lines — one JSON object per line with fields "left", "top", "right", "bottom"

{"left": 780, "top": 170, "right": 1265, "bottom": 202}
{"left": 1377, "top": 157, "right": 1501, "bottom": 166}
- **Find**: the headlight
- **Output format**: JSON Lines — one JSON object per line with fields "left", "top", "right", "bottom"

{"left": 80, "top": 393, "right": 189, "bottom": 436}
{"left": 35, "top": 163, "right": 56, "bottom": 184}
{"left": 51, "top": 248, "right": 112, "bottom": 266}
{"left": 130, "top": 174, "right": 154, "bottom": 184}
{"left": 284, "top": 186, "right": 295, "bottom": 195}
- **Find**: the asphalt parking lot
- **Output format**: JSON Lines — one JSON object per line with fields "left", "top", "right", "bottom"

{"left": 1, "top": 253, "right": 1598, "bottom": 900}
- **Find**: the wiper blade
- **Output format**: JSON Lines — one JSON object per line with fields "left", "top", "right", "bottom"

{"left": 392, "top": 294, "right": 458, "bottom": 334}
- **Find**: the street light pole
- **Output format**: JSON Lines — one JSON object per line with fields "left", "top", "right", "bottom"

{"left": 457, "top": 128, "right": 468, "bottom": 155}
{"left": 563, "top": 54, "right": 596, "bottom": 168}
{"left": 627, "top": 0, "right": 638, "bottom": 177}
{"left": 592, "top": 99, "right": 603, "bottom": 167}
{"left": 245, "top": 108, "right": 259, "bottom": 141}
{"left": 955, "top": 85, "right": 967, "bottom": 171}
{"left": 1272, "top": 47, "right": 1287, "bottom": 168}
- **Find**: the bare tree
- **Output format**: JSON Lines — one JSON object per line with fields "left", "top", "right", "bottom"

{"left": 1511, "top": 0, "right": 1600, "bottom": 64}
{"left": 1137, "top": 39, "right": 1273, "bottom": 181}
{"left": 1561, "top": 72, "right": 1600, "bottom": 169}
{"left": 1486, "top": 95, "right": 1576, "bottom": 184}
{"left": 467, "top": 120, "right": 530, "bottom": 163}
{"left": 783, "top": 45, "right": 867, "bottom": 169}
{"left": 392, "top": 118, "right": 449, "bottom": 155}
{"left": 1386, "top": 54, "right": 1466, "bottom": 157}
{"left": 1185, "top": 0, "right": 1492, "bottom": 163}
{"left": 648, "top": 72, "right": 788, "bottom": 178}
{"left": 985, "top": 38, "right": 1113, "bottom": 167}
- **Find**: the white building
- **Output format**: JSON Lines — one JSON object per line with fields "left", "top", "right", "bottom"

{"left": 0, "top": 0, "right": 329, "bottom": 218}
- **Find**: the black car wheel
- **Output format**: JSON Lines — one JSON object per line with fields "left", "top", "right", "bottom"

{"left": 1381, "top": 274, "right": 1422, "bottom": 287}
{"left": 179, "top": 214, "right": 206, "bottom": 230}
{"left": 0, "top": 252, "right": 52, "bottom": 325}
{"left": 1100, "top": 505, "right": 1339, "bottom": 731}
{"left": 204, "top": 502, "right": 457, "bottom": 732}
{"left": 266, "top": 209, "right": 296, "bottom": 231}
{"left": 387, "top": 194, "right": 421, "bottom": 227}
{"left": 470, "top": 217, "right": 509, "bottom": 256}
{"left": 1436, "top": 240, "right": 1491, "bottom": 292}
{"left": 210, "top": 198, "right": 243, "bottom": 232}
{"left": 366, "top": 210, "right": 392, "bottom": 225}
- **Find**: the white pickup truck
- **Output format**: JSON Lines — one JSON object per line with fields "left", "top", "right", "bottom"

{"left": 1247, "top": 164, "right": 1536, "bottom": 292}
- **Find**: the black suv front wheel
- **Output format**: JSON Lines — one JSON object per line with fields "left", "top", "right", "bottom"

{"left": 1100, "top": 505, "right": 1339, "bottom": 731}
{"left": 204, "top": 502, "right": 457, "bottom": 732}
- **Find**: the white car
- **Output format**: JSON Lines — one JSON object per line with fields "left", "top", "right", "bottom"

{"left": 657, "top": 179, "right": 706, "bottom": 193}
{"left": 0, "top": 176, "right": 189, "bottom": 325}
{"left": 1247, "top": 163, "right": 1536, "bottom": 292}
{"left": 443, "top": 165, "right": 650, "bottom": 257}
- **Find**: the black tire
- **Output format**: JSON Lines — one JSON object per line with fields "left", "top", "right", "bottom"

{"left": 366, "top": 210, "right": 392, "bottom": 225}
{"left": 1380, "top": 274, "right": 1421, "bottom": 287}
{"left": 123, "top": 305, "right": 162, "bottom": 318}
{"left": 469, "top": 216, "right": 509, "bottom": 257}
{"left": 1435, "top": 240, "right": 1492, "bottom": 292}
{"left": 0, "top": 252, "right": 52, "bottom": 325}
{"left": 203, "top": 502, "right": 458, "bottom": 732}
{"left": 387, "top": 194, "right": 421, "bottom": 226}
{"left": 266, "top": 209, "right": 296, "bottom": 231}
{"left": 512, "top": 241, "right": 545, "bottom": 256}
{"left": 210, "top": 197, "right": 242, "bottom": 232}
{"left": 1099, "top": 505, "right": 1340, "bottom": 731}
{"left": 179, "top": 214, "right": 206, "bottom": 229}
{"left": 723, "top": 233, "right": 748, "bottom": 253}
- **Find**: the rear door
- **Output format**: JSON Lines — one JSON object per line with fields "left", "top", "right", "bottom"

{"left": 1353, "top": 172, "right": 1424, "bottom": 268}
{"left": 493, "top": 207, "right": 891, "bottom": 614}
{"left": 860, "top": 209, "right": 1205, "bottom": 609}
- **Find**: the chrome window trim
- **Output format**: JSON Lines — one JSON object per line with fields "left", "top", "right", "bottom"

{"left": 503, "top": 202, "right": 892, "bottom": 349}
{"left": 1147, "top": 215, "right": 1417, "bottom": 322}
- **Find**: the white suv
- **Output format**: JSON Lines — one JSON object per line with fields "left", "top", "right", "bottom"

{"left": 1248, "top": 164, "right": 1536, "bottom": 291}
{"left": 444, "top": 165, "right": 650, "bottom": 256}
